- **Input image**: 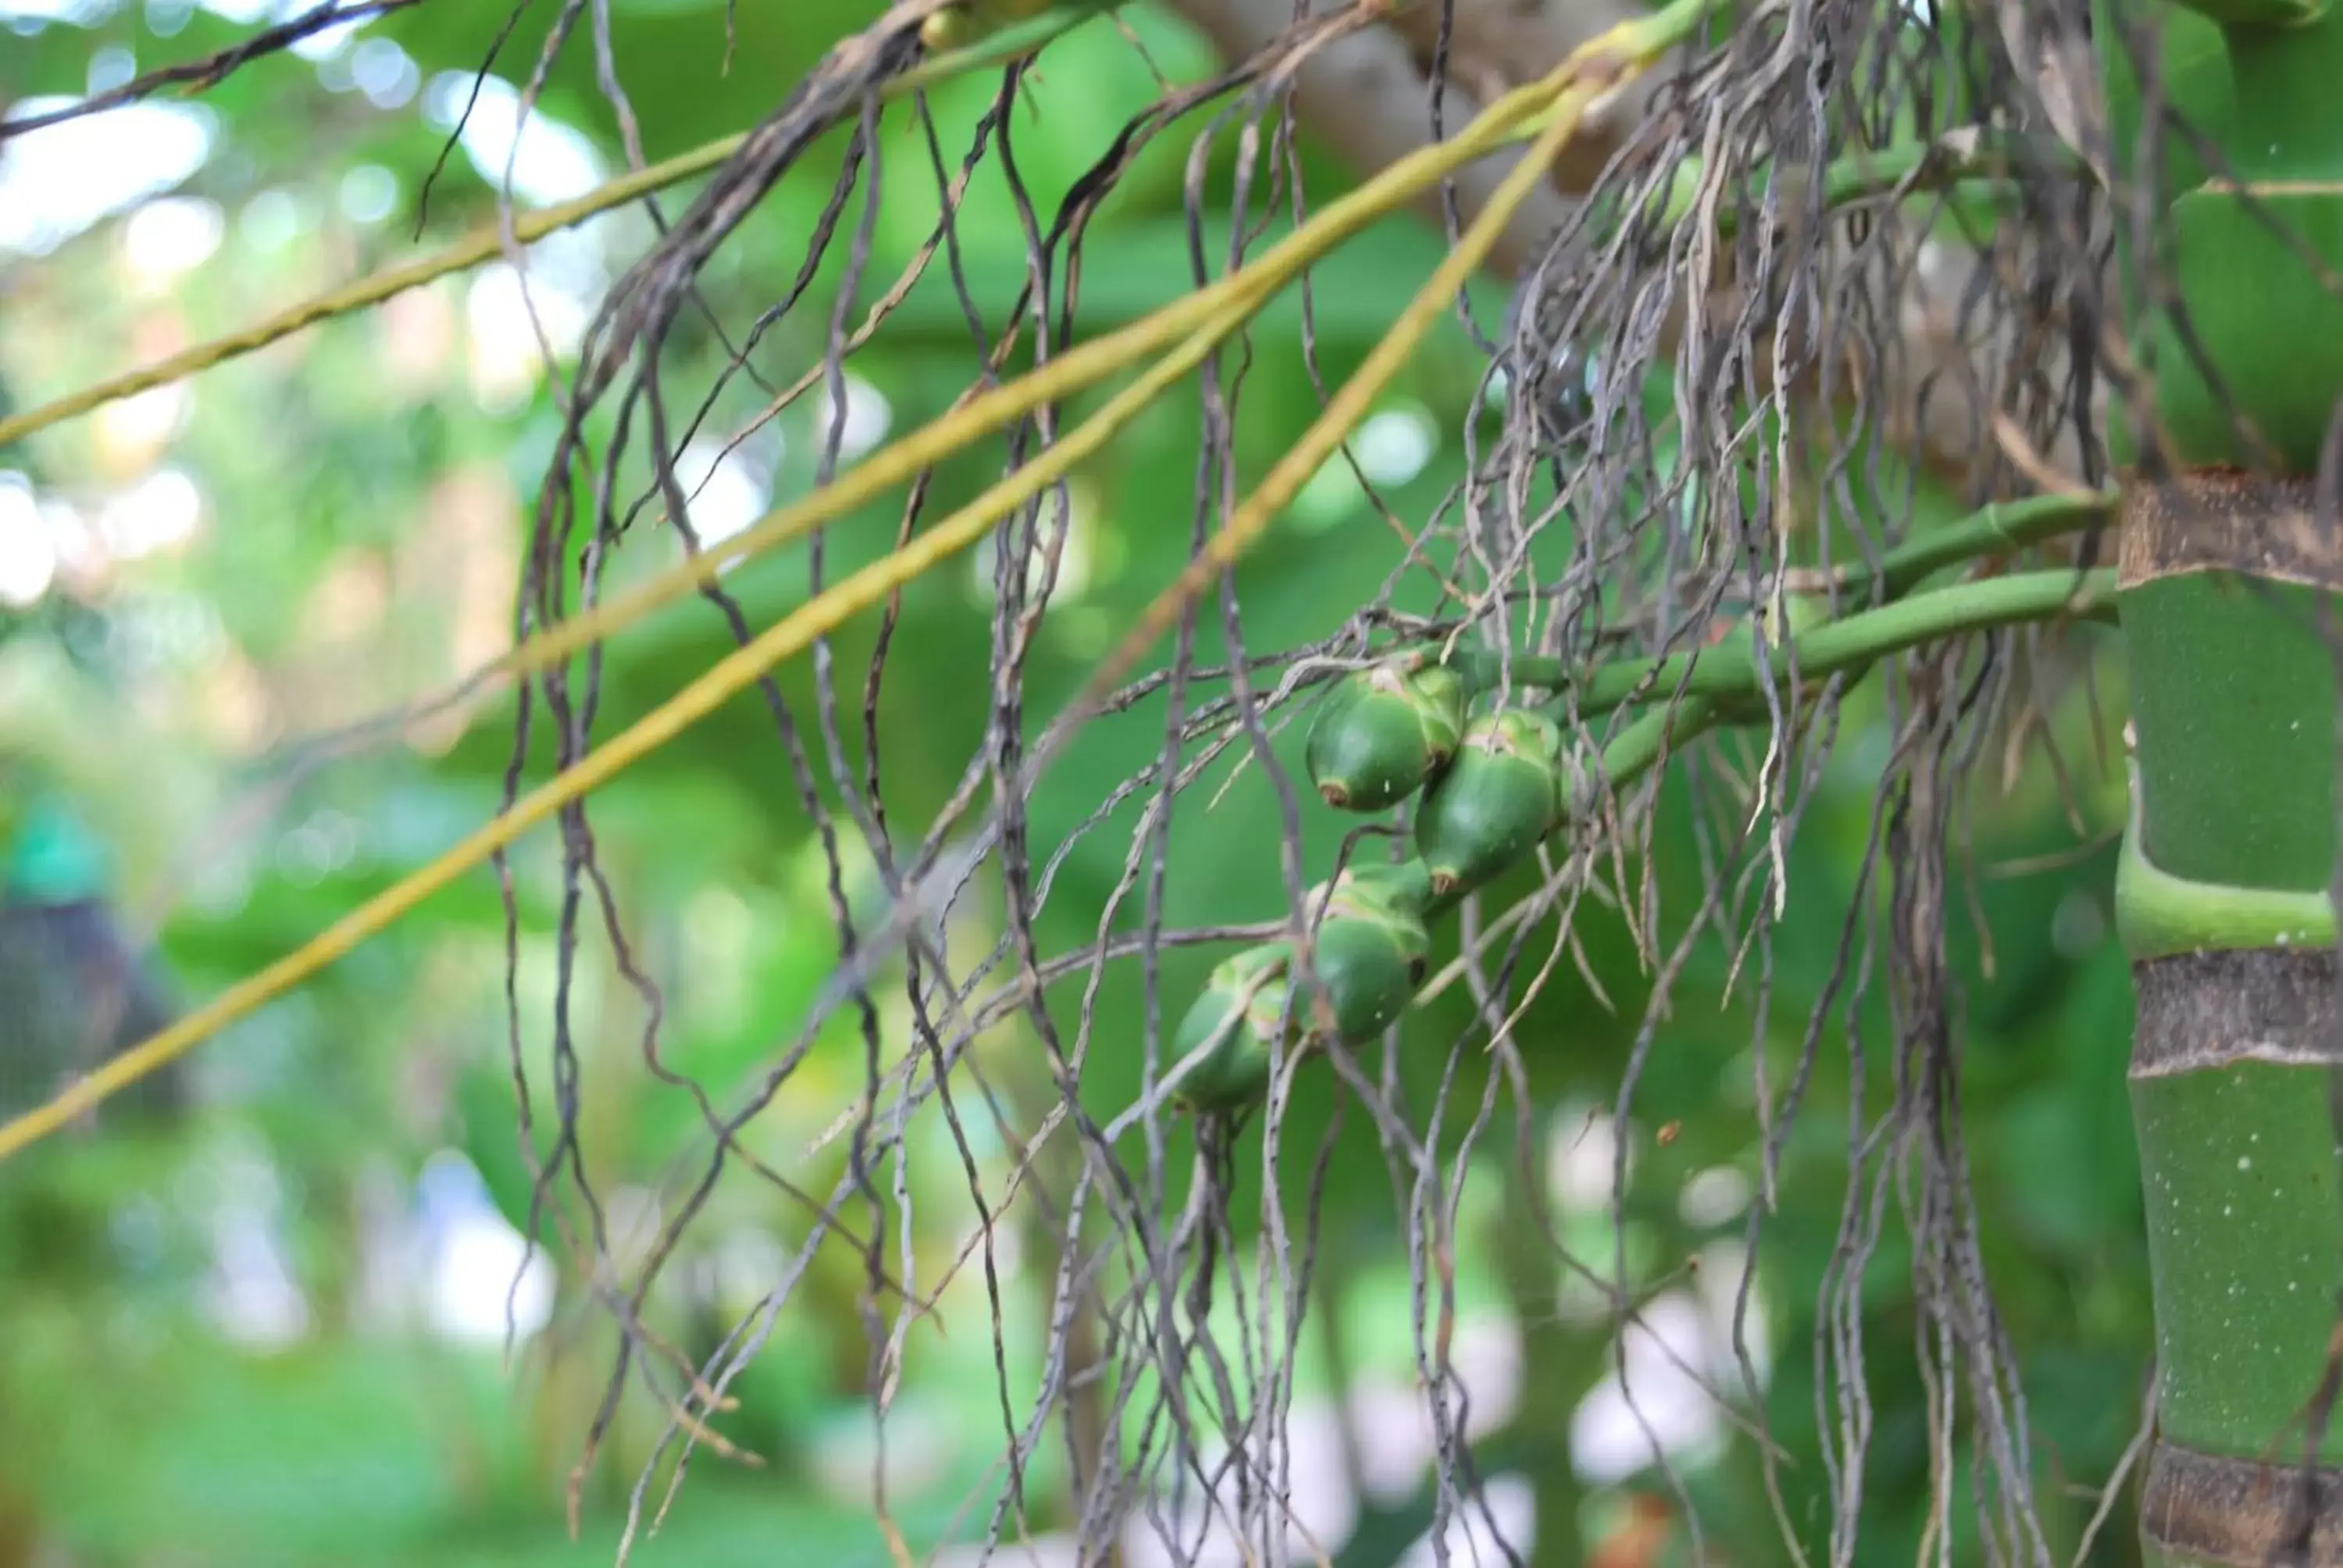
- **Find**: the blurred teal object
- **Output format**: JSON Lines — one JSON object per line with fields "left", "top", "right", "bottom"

{"left": 4, "top": 794, "right": 113, "bottom": 907}
{"left": 0, "top": 794, "right": 178, "bottom": 1120}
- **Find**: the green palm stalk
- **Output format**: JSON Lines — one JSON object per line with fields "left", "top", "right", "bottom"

{"left": 2096, "top": 0, "right": 2343, "bottom": 1554}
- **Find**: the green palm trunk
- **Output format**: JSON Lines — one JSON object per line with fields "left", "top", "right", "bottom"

{"left": 2099, "top": 0, "right": 2343, "bottom": 1556}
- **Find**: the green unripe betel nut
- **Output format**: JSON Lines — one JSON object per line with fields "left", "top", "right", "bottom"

{"left": 1293, "top": 863, "right": 1435, "bottom": 1042}
{"left": 1414, "top": 709, "right": 1564, "bottom": 896}
{"left": 1168, "top": 860, "right": 1443, "bottom": 1113}
{"left": 1306, "top": 657, "right": 1471, "bottom": 812}
{"left": 1171, "top": 943, "right": 1296, "bottom": 1113}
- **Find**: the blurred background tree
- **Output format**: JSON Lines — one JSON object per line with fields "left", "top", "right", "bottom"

{"left": 0, "top": 2, "right": 2145, "bottom": 1566}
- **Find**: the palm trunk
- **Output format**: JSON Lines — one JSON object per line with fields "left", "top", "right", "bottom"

{"left": 2100, "top": 0, "right": 2343, "bottom": 1556}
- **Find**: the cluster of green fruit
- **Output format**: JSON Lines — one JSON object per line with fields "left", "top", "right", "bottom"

{"left": 1168, "top": 654, "right": 1577, "bottom": 1114}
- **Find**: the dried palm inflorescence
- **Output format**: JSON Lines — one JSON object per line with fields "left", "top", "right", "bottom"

{"left": 453, "top": 0, "right": 2165, "bottom": 1563}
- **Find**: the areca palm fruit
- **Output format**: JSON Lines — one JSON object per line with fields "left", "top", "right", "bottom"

{"left": 1290, "top": 863, "right": 1435, "bottom": 1042}
{"left": 1320, "top": 857, "right": 1436, "bottom": 921}
{"left": 1414, "top": 708, "right": 1564, "bottom": 896}
{"left": 1305, "top": 657, "right": 1470, "bottom": 812}
{"left": 918, "top": 0, "right": 1050, "bottom": 50}
{"left": 1171, "top": 943, "right": 1297, "bottom": 1113}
